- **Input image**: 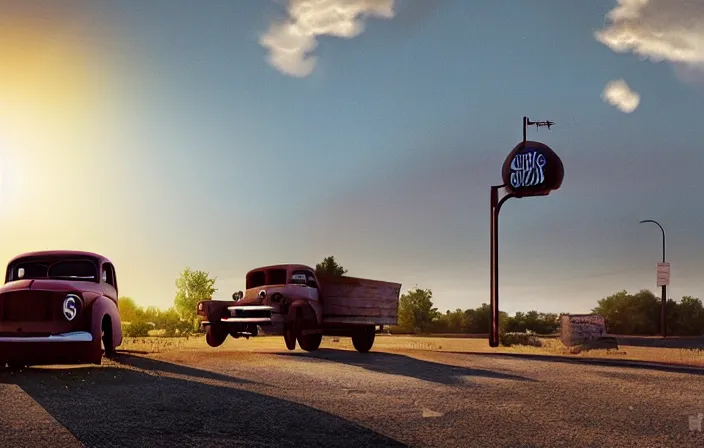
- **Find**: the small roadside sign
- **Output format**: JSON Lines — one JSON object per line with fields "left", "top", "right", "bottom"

{"left": 657, "top": 262, "right": 670, "bottom": 287}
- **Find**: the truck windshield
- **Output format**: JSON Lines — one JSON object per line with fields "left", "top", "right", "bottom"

{"left": 246, "top": 268, "right": 287, "bottom": 288}
{"left": 9, "top": 259, "right": 98, "bottom": 281}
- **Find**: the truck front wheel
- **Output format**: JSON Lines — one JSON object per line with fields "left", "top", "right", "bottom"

{"left": 298, "top": 333, "right": 322, "bottom": 352}
{"left": 205, "top": 324, "right": 228, "bottom": 348}
{"left": 283, "top": 323, "right": 297, "bottom": 350}
{"left": 351, "top": 326, "right": 376, "bottom": 353}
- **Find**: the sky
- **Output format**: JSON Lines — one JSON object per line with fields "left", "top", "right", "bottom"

{"left": 0, "top": 0, "right": 703, "bottom": 315}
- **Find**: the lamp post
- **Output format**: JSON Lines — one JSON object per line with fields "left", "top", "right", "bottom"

{"left": 639, "top": 219, "right": 667, "bottom": 338}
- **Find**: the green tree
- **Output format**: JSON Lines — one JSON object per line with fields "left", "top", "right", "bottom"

{"left": 174, "top": 268, "right": 217, "bottom": 330}
{"left": 464, "top": 303, "right": 509, "bottom": 334}
{"left": 505, "top": 310, "right": 560, "bottom": 334}
{"left": 117, "top": 296, "right": 142, "bottom": 323}
{"left": 592, "top": 289, "right": 660, "bottom": 335}
{"left": 315, "top": 256, "right": 348, "bottom": 277}
{"left": 397, "top": 287, "right": 440, "bottom": 333}
{"left": 673, "top": 296, "right": 704, "bottom": 336}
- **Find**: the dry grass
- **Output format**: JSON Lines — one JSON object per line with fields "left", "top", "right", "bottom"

{"left": 117, "top": 334, "right": 704, "bottom": 368}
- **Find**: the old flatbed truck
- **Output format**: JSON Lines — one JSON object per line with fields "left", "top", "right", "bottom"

{"left": 196, "top": 264, "right": 401, "bottom": 352}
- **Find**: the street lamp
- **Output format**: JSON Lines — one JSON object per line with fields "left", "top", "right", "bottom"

{"left": 639, "top": 219, "right": 667, "bottom": 338}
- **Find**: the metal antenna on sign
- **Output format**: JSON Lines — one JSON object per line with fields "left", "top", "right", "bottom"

{"left": 523, "top": 117, "right": 555, "bottom": 143}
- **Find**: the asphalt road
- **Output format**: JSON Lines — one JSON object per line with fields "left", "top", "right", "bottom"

{"left": 2, "top": 344, "right": 704, "bottom": 448}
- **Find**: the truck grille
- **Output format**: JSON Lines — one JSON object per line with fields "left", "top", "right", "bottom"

{"left": 1, "top": 296, "right": 53, "bottom": 322}
{"left": 232, "top": 308, "right": 272, "bottom": 319}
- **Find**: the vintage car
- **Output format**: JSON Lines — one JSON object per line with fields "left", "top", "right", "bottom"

{"left": 197, "top": 264, "right": 400, "bottom": 353}
{"left": 0, "top": 250, "right": 122, "bottom": 368}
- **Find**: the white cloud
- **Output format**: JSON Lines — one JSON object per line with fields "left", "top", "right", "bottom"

{"left": 595, "top": 0, "right": 704, "bottom": 70}
{"left": 259, "top": 0, "right": 396, "bottom": 77}
{"left": 602, "top": 79, "right": 641, "bottom": 113}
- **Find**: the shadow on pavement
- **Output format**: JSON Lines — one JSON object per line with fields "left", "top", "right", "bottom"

{"left": 0, "top": 355, "right": 407, "bottom": 448}
{"left": 110, "top": 353, "right": 260, "bottom": 386}
{"left": 276, "top": 349, "right": 537, "bottom": 385}
{"left": 445, "top": 351, "right": 704, "bottom": 375}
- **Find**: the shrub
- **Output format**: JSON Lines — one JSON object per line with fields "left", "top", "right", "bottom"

{"left": 500, "top": 331, "right": 542, "bottom": 347}
{"left": 124, "top": 321, "right": 151, "bottom": 338}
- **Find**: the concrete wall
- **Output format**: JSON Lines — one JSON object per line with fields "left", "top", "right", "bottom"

{"left": 560, "top": 314, "right": 607, "bottom": 347}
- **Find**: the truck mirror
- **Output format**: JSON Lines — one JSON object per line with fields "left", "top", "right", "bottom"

{"left": 232, "top": 291, "right": 243, "bottom": 300}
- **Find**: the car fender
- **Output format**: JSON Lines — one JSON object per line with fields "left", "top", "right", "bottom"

{"left": 287, "top": 300, "right": 320, "bottom": 326}
{"left": 198, "top": 300, "right": 233, "bottom": 324}
{"left": 91, "top": 296, "right": 122, "bottom": 347}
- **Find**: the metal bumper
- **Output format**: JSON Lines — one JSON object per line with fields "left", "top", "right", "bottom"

{"left": 223, "top": 305, "right": 275, "bottom": 324}
{"left": 0, "top": 331, "right": 93, "bottom": 343}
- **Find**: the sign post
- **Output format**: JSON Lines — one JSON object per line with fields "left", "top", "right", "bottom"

{"left": 489, "top": 117, "right": 564, "bottom": 347}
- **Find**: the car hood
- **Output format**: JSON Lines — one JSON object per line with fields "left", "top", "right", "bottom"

{"left": 0, "top": 279, "right": 104, "bottom": 295}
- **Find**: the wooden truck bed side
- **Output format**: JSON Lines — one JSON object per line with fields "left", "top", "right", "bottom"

{"left": 318, "top": 275, "right": 401, "bottom": 326}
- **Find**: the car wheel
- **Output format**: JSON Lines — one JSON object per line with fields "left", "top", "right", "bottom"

{"left": 102, "top": 317, "right": 115, "bottom": 358}
{"left": 297, "top": 333, "right": 322, "bottom": 352}
{"left": 351, "top": 326, "right": 376, "bottom": 353}
{"left": 205, "top": 324, "right": 228, "bottom": 347}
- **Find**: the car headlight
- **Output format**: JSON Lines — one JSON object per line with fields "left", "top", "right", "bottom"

{"left": 63, "top": 294, "right": 81, "bottom": 321}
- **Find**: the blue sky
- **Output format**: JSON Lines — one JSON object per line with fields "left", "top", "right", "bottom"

{"left": 1, "top": 0, "right": 703, "bottom": 315}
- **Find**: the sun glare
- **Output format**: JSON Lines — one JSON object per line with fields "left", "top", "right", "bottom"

{"left": 0, "top": 16, "right": 107, "bottom": 213}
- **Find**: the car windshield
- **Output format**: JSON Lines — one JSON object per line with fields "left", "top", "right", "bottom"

{"left": 10, "top": 259, "right": 98, "bottom": 281}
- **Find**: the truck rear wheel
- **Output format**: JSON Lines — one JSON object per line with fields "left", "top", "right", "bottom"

{"left": 352, "top": 326, "right": 376, "bottom": 353}
{"left": 205, "top": 324, "right": 228, "bottom": 347}
{"left": 298, "top": 333, "right": 322, "bottom": 352}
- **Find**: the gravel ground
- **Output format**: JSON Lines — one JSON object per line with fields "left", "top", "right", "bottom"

{"left": 1, "top": 338, "right": 704, "bottom": 448}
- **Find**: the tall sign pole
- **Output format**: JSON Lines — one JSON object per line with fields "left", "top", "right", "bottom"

{"left": 489, "top": 117, "right": 564, "bottom": 347}
{"left": 639, "top": 219, "right": 668, "bottom": 338}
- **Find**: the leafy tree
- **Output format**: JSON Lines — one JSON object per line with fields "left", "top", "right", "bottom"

{"left": 117, "top": 296, "right": 142, "bottom": 323}
{"left": 464, "top": 303, "right": 509, "bottom": 334}
{"left": 397, "top": 287, "right": 440, "bottom": 333}
{"left": 673, "top": 296, "right": 704, "bottom": 336}
{"left": 592, "top": 289, "right": 660, "bottom": 335}
{"left": 432, "top": 309, "right": 468, "bottom": 333}
{"left": 315, "top": 256, "right": 347, "bottom": 277}
{"left": 174, "top": 267, "right": 217, "bottom": 330}
{"left": 504, "top": 310, "right": 560, "bottom": 334}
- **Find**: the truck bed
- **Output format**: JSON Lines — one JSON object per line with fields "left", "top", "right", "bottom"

{"left": 318, "top": 275, "right": 401, "bottom": 326}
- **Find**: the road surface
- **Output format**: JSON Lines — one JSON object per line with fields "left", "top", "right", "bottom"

{"left": 1, "top": 341, "right": 703, "bottom": 447}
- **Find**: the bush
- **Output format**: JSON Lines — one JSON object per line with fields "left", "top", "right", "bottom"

{"left": 124, "top": 321, "right": 151, "bottom": 338}
{"left": 500, "top": 331, "right": 542, "bottom": 347}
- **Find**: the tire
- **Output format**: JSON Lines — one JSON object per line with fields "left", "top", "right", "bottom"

{"left": 102, "top": 317, "right": 115, "bottom": 358}
{"left": 351, "top": 326, "right": 376, "bottom": 353}
{"left": 283, "top": 324, "right": 297, "bottom": 350}
{"left": 298, "top": 333, "right": 322, "bottom": 352}
{"left": 205, "top": 324, "right": 228, "bottom": 347}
